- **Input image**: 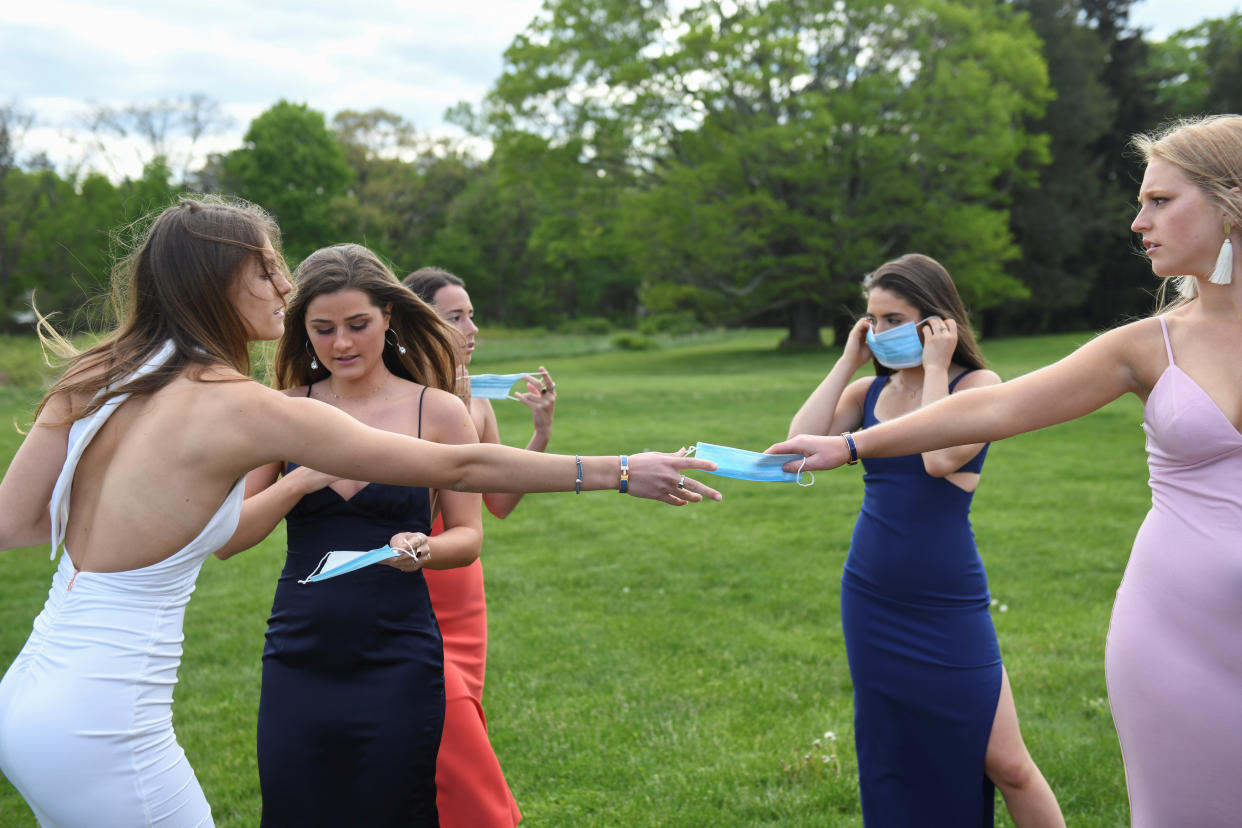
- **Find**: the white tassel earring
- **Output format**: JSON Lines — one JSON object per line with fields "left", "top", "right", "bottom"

{"left": 1209, "top": 220, "right": 1233, "bottom": 286}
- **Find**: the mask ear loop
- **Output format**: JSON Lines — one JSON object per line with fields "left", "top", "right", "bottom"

{"left": 298, "top": 551, "right": 333, "bottom": 585}
{"left": 795, "top": 456, "right": 815, "bottom": 487}
{"left": 684, "top": 445, "right": 697, "bottom": 457}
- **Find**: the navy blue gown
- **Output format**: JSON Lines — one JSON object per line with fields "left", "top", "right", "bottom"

{"left": 258, "top": 391, "right": 444, "bottom": 827}
{"left": 841, "top": 372, "right": 1001, "bottom": 826}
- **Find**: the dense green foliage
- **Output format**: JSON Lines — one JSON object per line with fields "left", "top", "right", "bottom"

{"left": 0, "top": 328, "right": 1147, "bottom": 826}
{"left": 2, "top": 1, "right": 1240, "bottom": 339}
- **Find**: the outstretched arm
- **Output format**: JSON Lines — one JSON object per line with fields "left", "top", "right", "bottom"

{"left": 770, "top": 324, "right": 1145, "bottom": 470}
{"left": 226, "top": 384, "right": 722, "bottom": 505}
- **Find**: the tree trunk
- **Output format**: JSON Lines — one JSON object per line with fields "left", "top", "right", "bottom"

{"left": 782, "top": 300, "right": 823, "bottom": 348}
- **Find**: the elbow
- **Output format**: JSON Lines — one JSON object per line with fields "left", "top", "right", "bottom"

{"left": 484, "top": 497, "right": 514, "bottom": 520}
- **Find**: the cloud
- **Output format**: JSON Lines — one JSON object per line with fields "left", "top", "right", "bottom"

{"left": 5, "top": 0, "right": 543, "bottom": 176}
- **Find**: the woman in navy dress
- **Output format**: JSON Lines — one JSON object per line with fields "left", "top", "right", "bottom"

{"left": 218, "top": 244, "right": 484, "bottom": 826}
{"left": 786, "top": 254, "right": 1064, "bottom": 826}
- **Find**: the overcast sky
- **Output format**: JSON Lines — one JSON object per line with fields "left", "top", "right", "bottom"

{"left": 3, "top": 0, "right": 1238, "bottom": 178}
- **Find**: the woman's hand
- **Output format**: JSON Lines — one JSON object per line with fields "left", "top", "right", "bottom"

{"left": 766, "top": 434, "right": 851, "bottom": 472}
{"left": 513, "top": 366, "right": 556, "bottom": 439}
{"left": 382, "top": 531, "right": 431, "bottom": 572}
{"left": 841, "top": 317, "right": 874, "bottom": 371}
{"left": 920, "top": 317, "right": 957, "bottom": 373}
{"left": 627, "top": 448, "right": 723, "bottom": 505}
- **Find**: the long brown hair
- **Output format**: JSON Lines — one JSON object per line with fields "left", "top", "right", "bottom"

{"left": 1132, "top": 114, "right": 1242, "bottom": 311}
{"left": 275, "top": 244, "right": 459, "bottom": 393}
{"left": 37, "top": 195, "right": 285, "bottom": 421}
{"left": 862, "top": 253, "right": 987, "bottom": 376}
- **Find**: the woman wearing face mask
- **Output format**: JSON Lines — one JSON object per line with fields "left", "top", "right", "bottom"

{"left": 785, "top": 254, "right": 1063, "bottom": 827}
{"left": 773, "top": 115, "right": 1242, "bottom": 827}
{"left": 401, "top": 266, "right": 545, "bottom": 827}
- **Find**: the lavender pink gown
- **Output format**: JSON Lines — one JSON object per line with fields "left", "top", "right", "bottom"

{"left": 1104, "top": 316, "right": 1242, "bottom": 827}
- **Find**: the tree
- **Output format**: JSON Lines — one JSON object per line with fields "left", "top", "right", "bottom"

{"left": 477, "top": 0, "right": 1051, "bottom": 345}
{"left": 1149, "top": 14, "right": 1242, "bottom": 116}
{"left": 997, "top": 0, "right": 1115, "bottom": 335}
{"left": 73, "top": 95, "right": 233, "bottom": 183}
{"left": 222, "top": 101, "right": 353, "bottom": 263}
{"left": 331, "top": 109, "right": 479, "bottom": 271}
{"left": 1080, "top": 0, "right": 1170, "bottom": 327}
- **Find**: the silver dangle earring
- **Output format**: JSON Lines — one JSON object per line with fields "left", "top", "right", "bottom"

{"left": 306, "top": 341, "right": 319, "bottom": 371}
{"left": 386, "top": 329, "right": 407, "bottom": 355}
{"left": 1210, "top": 219, "right": 1234, "bottom": 287}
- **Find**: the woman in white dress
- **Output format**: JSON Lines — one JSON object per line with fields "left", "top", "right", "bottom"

{"left": 0, "top": 195, "right": 719, "bottom": 827}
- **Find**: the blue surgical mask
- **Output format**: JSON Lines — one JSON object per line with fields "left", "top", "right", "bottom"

{"left": 866, "top": 318, "right": 932, "bottom": 370}
{"left": 690, "top": 442, "right": 813, "bottom": 486}
{"left": 468, "top": 371, "right": 541, "bottom": 400}
{"left": 299, "top": 545, "right": 400, "bottom": 584}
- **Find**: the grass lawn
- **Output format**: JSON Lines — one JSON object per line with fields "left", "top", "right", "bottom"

{"left": 0, "top": 328, "right": 1146, "bottom": 826}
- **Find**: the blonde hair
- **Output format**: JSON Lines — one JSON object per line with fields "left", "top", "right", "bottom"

{"left": 1131, "top": 114, "right": 1242, "bottom": 311}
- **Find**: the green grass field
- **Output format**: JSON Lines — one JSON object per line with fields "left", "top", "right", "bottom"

{"left": 0, "top": 329, "right": 1146, "bottom": 826}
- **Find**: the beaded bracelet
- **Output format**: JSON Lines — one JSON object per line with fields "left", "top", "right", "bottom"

{"left": 841, "top": 431, "right": 859, "bottom": 465}
{"left": 574, "top": 454, "right": 583, "bottom": 494}
{"left": 618, "top": 455, "right": 629, "bottom": 493}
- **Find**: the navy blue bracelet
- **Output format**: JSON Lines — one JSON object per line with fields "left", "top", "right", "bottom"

{"left": 841, "top": 431, "right": 859, "bottom": 465}
{"left": 574, "top": 455, "right": 583, "bottom": 494}
{"left": 618, "top": 454, "right": 629, "bottom": 493}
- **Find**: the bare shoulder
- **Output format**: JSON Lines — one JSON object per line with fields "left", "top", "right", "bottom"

{"left": 421, "top": 387, "right": 470, "bottom": 416}
{"left": 182, "top": 370, "right": 308, "bottom": 423}
{"left": 421, "top": 387, "right": 476, "bottom": 443}
{"left": 1080, "top": 316, "right": 1169, "bottom": 385}
{"left": 953, "top": 368, "right": 1002, "bottom": 390}
{"left": 843, "top": 374, "right": 878, "bottom": 400}
{"left": 468, "top": 395, "right": 499, "bottom": 444}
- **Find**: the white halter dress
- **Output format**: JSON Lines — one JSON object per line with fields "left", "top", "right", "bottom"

{"left": 0, "top": 344, "right": 244, "bottom": 826}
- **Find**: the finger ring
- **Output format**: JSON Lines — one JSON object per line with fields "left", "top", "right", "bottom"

{"left": 677, "top": 474, "right": 686, "bottom": 489}
{"left": 939, "top": 326, "right": 948, "bottom": 332}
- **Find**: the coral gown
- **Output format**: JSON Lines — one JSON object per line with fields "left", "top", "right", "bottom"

{"left": 425, "top": 515, "right": 522, "bottom": 827}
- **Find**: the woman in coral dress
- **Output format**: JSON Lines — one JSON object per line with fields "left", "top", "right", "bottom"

{"left": 405, "top": 267, "right": 555, "bottom": 826}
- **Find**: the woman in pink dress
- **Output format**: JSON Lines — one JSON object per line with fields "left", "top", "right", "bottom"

{"left": 403, "top": 267, "right": 554, "bottom": 827}
{"left": 770, "top": 114, "right": 1242, "bottom": 826}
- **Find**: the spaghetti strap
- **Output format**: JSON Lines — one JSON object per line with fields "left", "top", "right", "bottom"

{"left": 948, "top": 369, "right": 977, "bottom": 393}
{"left": 417, "top": 385, "right": 428, "bottom": 438}
{"left": 1158, "top": 316, "right": 1175, "bottom": 367}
